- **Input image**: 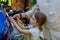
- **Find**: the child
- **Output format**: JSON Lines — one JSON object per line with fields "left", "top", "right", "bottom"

{"left": 9, "top": 12, "right": 46, "bottom": 40}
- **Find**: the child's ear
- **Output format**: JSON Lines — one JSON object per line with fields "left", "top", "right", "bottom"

{"left": 36, "top": 22, "right": 39, "bottom": 25}
{"left": 37, "top": 22, "right": 40, "bottom": 26}
{"left": 35, "top": 19, "right": 37, "bottom": 22}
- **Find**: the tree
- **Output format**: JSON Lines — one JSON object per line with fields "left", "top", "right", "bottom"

{"left": 31, "top": 0, "right": 36, "bottom": 7}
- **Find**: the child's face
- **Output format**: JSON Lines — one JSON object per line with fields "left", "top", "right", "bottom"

{"left": 30, "top": 14, "right": 37, "bottom": 26}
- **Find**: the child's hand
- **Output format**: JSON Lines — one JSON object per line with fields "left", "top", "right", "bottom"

{"left": 13, "top": 14, "right": 20, "bottom": 18}
{"left": 8, "top": 17, "right": 14, "bottom": 22}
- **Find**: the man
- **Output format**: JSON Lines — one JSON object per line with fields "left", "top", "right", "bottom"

{"left": 13, "top": 0, "right": 60, "bottom": 40}
{"left": 0, "top": 6, "right": 9, "bottom": 40}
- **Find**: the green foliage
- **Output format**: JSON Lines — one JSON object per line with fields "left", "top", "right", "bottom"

{"left": 31, "top": 0, "right": 37, "bottom": 7}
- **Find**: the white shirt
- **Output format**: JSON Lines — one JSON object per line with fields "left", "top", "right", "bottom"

{"left": 28, "top": 26, "right": 40, "bottom": 40}
{"left": 25, "top": 0, "right": 60, "bottom": 40}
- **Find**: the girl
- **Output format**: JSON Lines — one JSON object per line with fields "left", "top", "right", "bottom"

{"left": 9, "top": 12, "right": 46, "bottom": 40}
